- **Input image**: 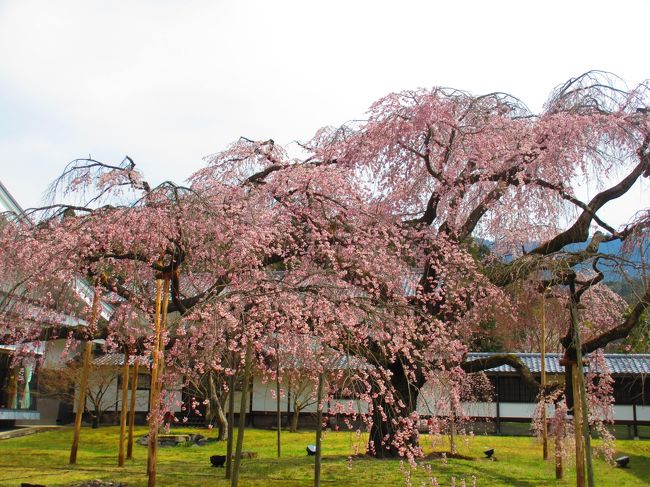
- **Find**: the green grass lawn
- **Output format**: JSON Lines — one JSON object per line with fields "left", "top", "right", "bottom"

{"left": 0, "top": 426, "right": 649, "bottom": 486}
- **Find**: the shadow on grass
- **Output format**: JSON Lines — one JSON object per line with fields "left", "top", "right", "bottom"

{"left": 608, "top": 452, "right": 650, "bottom": 485}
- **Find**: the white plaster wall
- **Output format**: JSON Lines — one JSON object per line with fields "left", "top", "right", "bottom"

{"left": 75, "top": 371, "right": 181, "bottom": 413}
{"left": 41, "top": 339, "right": 75, "bottom": 369}
{"left": 635, "top": 405, "right": 650, "bottom": 422}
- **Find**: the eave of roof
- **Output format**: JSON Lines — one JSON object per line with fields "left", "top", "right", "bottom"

{"left": 467, "top": 352, "right": 650, "bottom": 375}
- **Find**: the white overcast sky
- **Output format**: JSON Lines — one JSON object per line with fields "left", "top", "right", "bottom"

{"left": 0, "top": 0, "right": 648, "bottom": 227}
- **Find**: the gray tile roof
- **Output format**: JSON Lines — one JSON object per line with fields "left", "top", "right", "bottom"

{"left": 91, "top": 351, "right": 650, "bottom": 375}
{"left": 467, "top": 352, "right": 650, "bottom": 375}
{"left": 92, "top": 353, "right": 149, "bottom": 367}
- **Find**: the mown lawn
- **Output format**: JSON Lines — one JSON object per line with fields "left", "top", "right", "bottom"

{"left": 0, "top": 426, "right": 649, "bottom": 486}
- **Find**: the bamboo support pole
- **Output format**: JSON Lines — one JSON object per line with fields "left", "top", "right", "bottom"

{"left": 118, "top": 351, "right": 130, "bottom": 466}
{"left": 70, "top": 340, "right": 93, "bottom": 465}
{"left": 231, "top": 341, "right": 253, "bottom": 487}
{"left": 127, "top": 360, "right": 140, "bottom": 460}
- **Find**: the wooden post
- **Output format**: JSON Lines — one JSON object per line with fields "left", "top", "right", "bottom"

{"left": 226, "top": 366, "right": 236, "bottom": 479}
{"left": 231, "top": 341, "right": 253, "bottom": 487}
{"left": 571, "top": 364, "right": 585, "bottom": 487}
{"left": 495, "top": 374, "right": 501, "bottom": 435}
{"left": 575, "top": 346, "right": 594, "bottom": 487}
{"left": 147, "top": 275, "right": 167, "bottom": 487}
{"left": 555, "top": 411, "right": 564, "bottom": 480}
{"left": 146, "top": 276, "right": 162, "bottom": 477}
{"left": 70, "top": 340, "right": 93, "bottom": 465}
{"left": 569, "top": 280, "right": 594, "bottom": 487}
{"left": 449, "top": 398, "right": 457, "bottom": 455}
{"left": 314, "top": 373, "right": 325, "bottom": 487}
{"left": 249, "top": 375, "right": 254, "bottom": 427}
{"left": 118, "top": 351, "right": 130, "bottom": 466}
{"left": 127, "top": 360, "right": 140, "bottom": 460}
{"left": 276, "top": 366, "right": 282, "bottom": 458}
{"left": 541, "top": 289, "right": 548, "bottom": 460}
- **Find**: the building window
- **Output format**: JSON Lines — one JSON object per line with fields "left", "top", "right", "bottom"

{"left": 117, "top": 372, "right": 151, "bottom": 391}
{"left": 493, "top": 375, "right": 538, "bottom": 403}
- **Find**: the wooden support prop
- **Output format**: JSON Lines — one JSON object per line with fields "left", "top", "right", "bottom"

{"left": 541, "top": 290, "right": 548, "bottom": 461}
{"left": 314, "top": 373, "right": 325, "bottom": 487}
{"left": 578, "top": 364, "right": 595, "bottom": 487}
{"left": 572, "top": 364, "right": 586, "bottom": 487}
{"left": 70, "top": 285, "right": 101, "bottom": 465}
{"left": 231, "top": 341, "right": 253, "bottom": 487}
{"left": 569, "top": 282, "right": 594, "bottom": 487}
{"left": 127, "top": 360, "right": 140, "bottom": 460}
{"left": 226, "top": 364, "right": 235, "bottom": 479}
{"left": 555, "top": 413, "right": 564, "bottom": 480}
{"left": 276, "top": 345, "right": 282, "bottom": 459}
{"left": 147, "top": 274, "right": 168, "bottom": 487}
{"left": 118, "top": 351, "right": 130, "bottom": 466}
{"left": 70, "top": 340, "right": 93, "bottom": 465}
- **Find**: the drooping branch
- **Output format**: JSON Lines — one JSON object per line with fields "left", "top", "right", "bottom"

{"left": 582, "top": 286, "right": 650, "bottom": 353}
{"left": 456, "top": 181, "right": 508, "bottom": 240}
{"left": 460, "top": 354, "right": 553, "bottom": 392}
{"left": 531, "top": 138, "right": 650, "bottom": 256}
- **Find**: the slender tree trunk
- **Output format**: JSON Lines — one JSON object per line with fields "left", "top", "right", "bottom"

{"left": 449, "top": 408, "right": 457, "bottom": 455}
{"left": 215, "top": 396, "right": 228, "bottom": 442}
{"left": 226, "top": 369, "right": 236, "bottom": 479}
{"left": 208, "top": 371, "right": 228, "bottom": 441}
{"left": 118, "top": 352, "right": 130, "bottom": 466}
{"left": 314, "top": 374, "right": 325, "bottom": 487}
{"left": 70, "top": 340, "right": 92, "bottom": 464}
{"left": 291, "top": 402, "right": 300, "bottom": 433}
{"left": 231, "top": 342, "right": 253, "bottom": 487}
{"left": 127, "top": 361, "right": 139, "bottom": 460}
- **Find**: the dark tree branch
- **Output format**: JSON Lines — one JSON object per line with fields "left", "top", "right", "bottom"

{"left": 460, "top": 354, "right": 549, "bottom": 392}
{"left": 531, "top": 138, "right": 650, "bottom": 256}
{"left": 582, "top": 286, "right": 650, "bottom": 353}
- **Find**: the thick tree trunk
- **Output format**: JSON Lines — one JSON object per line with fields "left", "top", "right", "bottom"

{"left": 367, "top": 361, "right": 422, "bottom": 458}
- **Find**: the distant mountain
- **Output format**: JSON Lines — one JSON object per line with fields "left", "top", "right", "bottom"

{"left": 479, "top": 236, "right": 648, "bottom": 282}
